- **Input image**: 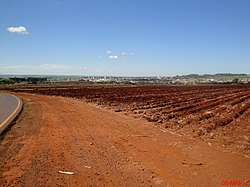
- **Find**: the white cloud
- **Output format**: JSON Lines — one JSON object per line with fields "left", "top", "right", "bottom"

{"left": 106, "top": 50, "right": 112, "bottom": 54}
{"left": 81, "top": 66, "right": 88, "bottom": 70}
{"left": 109, "top": 55, "right": 119, "bottom": 59}
{"left": 7, "top": 26, "right": 29, "bottom": 35}
{"left": 0, "top": 64, "right": 89, "bottom": 75}
{"left": 0, "top": 64, "right": 71, "bottom": 70}
{"left": 0, "top": 65, "right": 33, "bottom": 69}
{"left": 98, "top": 50, "right": 135, "bottom": 61}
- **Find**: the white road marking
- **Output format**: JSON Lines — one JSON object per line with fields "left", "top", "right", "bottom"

{"left": 0, "top": 93, "right": 21, "bottom": 129}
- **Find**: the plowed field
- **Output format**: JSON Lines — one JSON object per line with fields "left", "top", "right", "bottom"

{"left": 12, "top": 84, "right": 250, "bottom": 155}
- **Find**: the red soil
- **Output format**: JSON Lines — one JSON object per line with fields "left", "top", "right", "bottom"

{"left": 0, "top": 92, "right": 249, "bottom": 187}
{"left": 12, "top": 84, "right": 250, "bottom": 155}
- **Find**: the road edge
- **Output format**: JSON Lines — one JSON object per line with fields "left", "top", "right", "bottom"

{"left": 0, "top": 93, "right": 23, "bottom": 135}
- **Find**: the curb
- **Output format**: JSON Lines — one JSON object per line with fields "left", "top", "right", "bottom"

{"left": 0, "top": 94, "right": 23, "bottom": 135}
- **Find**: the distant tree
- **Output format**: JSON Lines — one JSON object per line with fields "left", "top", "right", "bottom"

{"left": 0, "top": 78, "right": 15, "bottom": 84}
{"left": 232, "top": 78, "right": 239, "bottom": 84}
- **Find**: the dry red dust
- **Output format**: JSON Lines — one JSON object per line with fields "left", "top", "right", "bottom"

{"left": 0, "top": 91, "right": 249, "bottom": 187}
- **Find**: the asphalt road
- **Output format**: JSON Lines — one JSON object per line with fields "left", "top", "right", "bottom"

{"left": 0, "top": 93, "right": 22, "bottom": 134}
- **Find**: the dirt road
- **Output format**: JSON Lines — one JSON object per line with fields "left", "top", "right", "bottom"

{"left": 0, "top": 93, "right": 249, "bottom": 187}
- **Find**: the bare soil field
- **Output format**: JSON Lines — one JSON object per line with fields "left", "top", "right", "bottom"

{"left": 10, "top": 84, "right": 250, "bottom": 156}
{"left": 0, "top": 84, "right": 250, "bottom": 186}
{"left": 0, "top": 92, "right": 249, "bottom": 187}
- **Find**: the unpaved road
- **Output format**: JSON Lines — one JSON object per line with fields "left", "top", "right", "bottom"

{"left": 0, "top": 93, "right": 249, "bottom": 187}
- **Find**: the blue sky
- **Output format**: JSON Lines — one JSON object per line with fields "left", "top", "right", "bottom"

{"left": 0, "top": 0, "right": 250, "bottom": 76}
